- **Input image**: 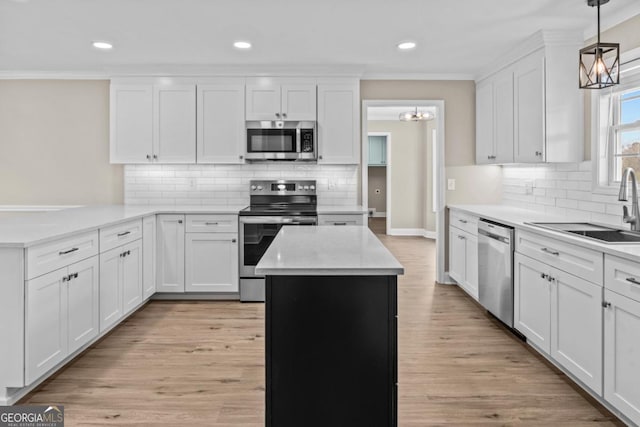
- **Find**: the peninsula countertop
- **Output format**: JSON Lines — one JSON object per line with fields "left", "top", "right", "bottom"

{"left": 254, "top": 225, "right": 404, "bottom": 276}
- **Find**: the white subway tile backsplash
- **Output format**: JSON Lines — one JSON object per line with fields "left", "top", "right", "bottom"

{"left": 502, "top": 161, "right": 629, "bottom": 227}
{"left": 124, "top": 164, "right": 359, "bottom": 206}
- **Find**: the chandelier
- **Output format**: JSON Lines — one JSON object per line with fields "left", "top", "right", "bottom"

{"left": 398, "top": 107, "right": 434, "bottom": 121}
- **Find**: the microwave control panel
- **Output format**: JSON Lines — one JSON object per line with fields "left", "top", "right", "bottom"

{"left": 300, "top": 129, "right": 314, "bottom": 152}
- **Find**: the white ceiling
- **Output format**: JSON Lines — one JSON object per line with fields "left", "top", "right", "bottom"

{"left": 1, "top": 0, "right": 639, "bottom": 78}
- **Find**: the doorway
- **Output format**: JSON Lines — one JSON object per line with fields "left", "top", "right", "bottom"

{"left": 362, "top": 100, "right": 446, "bottom": 283}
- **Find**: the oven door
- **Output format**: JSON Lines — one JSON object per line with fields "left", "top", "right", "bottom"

{"left": 239, "top": 216, "right": 317, "bottom": 277}
{"left": 245, "top": 129, "right": 299, "bottom": 160}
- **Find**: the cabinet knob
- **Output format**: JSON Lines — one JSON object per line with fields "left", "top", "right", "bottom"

{"left": 146, "top": 154, "right": 151, "bottom": 160}
{"left": 319, "top": 155, "right": 323, "bottom": 160}
{"left": 602, "top": 301, "right": 611, "bottom": 308}
{"left": 231, "top": 238, "right": 237, "bottom": 243}
{"left": 282, "top": 113, "right": 287, "bottom": 119}
{"left": 153, "top": 154, "right": 158, "bottom": 160}
{"left": 535, "top": 151, "right": 542, "bottom": 156}
{"left": 239, "top": 155, "right": 244, "bottom": 160}
{"left": 178, "top": 220, "right": 183, "bottom": 224}
{"left": 275, "top": 113, "right": 281, "bottom": 118}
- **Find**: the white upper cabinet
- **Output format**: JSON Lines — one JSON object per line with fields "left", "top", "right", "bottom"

{"left": 317, "top": 81, "right": 359, "bottom": 164}
{"left": 153, "top": 84, "right": 196, "bottom": 163}
{"left": 110, "top": 85, "right": 153, "bottom": 163}
{"left": 245, "top": 78, "right": 316, "bottom": 121}
{"left": 197, "top": 82, "right": 246, "bottom": 164}
{"left": 475, "top": 30, "right": 583, "bottom": 164}
{"left": 110, "top": 81, "right": 196, "bottom": 164}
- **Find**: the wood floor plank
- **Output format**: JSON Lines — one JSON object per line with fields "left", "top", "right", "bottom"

{"left": 20, "top": 222, "right": 621, "bottom": 426}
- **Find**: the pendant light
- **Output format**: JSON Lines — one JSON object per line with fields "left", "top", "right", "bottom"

{"left": 399, "top": 107, "right": 434, "bottom": 122}
{"left": 579, "top": 0, "right": 620, "bottom": 89}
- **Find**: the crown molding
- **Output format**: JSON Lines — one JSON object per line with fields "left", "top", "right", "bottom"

{"left": 360, "top": 73, "right": 475, "bottom": 81}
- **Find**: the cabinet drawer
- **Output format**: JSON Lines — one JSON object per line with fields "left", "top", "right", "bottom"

{"left": 99, "top": 219, "right": 143, "bottom": 253}
{"left": 318, "top": 214, "right": 364, "bottom": 226}
{"left": 449, "top": 210, "right": 478, "bottom": 235}
{"left": 186, "top": 214, "right": 238, "bottom": 233}
{"left": 26, "top": 231, "right": 99, "bottom": 280}
{"left": 516, "top": 230, "right": 603, "bottom": 286}
{"left": 604, "top": 254, "right": 640, "bottom": 303}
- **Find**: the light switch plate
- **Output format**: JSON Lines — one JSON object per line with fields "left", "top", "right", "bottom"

{"left": 447, "top": 179, "right": 456, "bottom": 191}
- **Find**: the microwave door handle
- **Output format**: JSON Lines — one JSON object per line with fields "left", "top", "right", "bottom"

{"left": 296, "top": 128, "right": 301, "bottom": 154}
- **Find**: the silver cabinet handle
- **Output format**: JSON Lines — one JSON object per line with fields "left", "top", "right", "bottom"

{"left": 59, "top": 247, "right": 79, "bottom": 255}
{"left": 626, "top": 277, "right": 640, "bottom": 286}
{"left": 334, "top": 222, "right": 347, "bottom": 226}
{"left": 541, "top": 247, "right": 560, "bottom": 256}
{"left": 117, "top": 231, "right": 131, "bottom": 237}
{"left": 458, "top": 235, "right": 466, "bottom": 240}
{"left": 205, "top": 222, "right": 219, "bottom": 226}
{"left": 459, "top": 219, "right": 468, "bottom": 224}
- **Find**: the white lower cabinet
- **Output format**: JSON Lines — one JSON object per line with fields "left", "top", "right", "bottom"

{"left": 449, "top": 226, "right": 478, "bottom": 300}
{"left": 514, "top": 253, "right": 551, "bottom": 354}
{"left": 551, "top": 270, "right": 602, "bottom": 394}
{"left": 185, "top": 233, "right": 238, "bottom": 292}
{"left": 318, "top": 213, "right": 365, "bottom": 226}
{"left": 142, "top": 215, "right": 156, "bottom": 299}
{"left": 26, "top": 255, "right": 99, "bottom": 385}
{"left": 515, "top": 252, "right": 603, "bottom": 394}
{"left": 604, "top": 289, "right": 640, "bottom": 425}
{"left": 99, "top": 240, "right": 143, "bottom": 332}
{"left": 156, "top": 214, "right": 185, "bottom": 293}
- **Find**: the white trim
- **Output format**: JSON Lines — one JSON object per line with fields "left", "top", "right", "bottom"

{"left": 388, "top": 228, "right": 426, "bottom": 236}
{"left": 361, "top": 73, "right": 475, "bottom": 81}
{"left": 365, "top": 131, "right": 392, "bottom": 234}
{"left": 361, "top": 99, "right": 446, "bottom": 283}
{"left": 423, "top": 230, "right": 436, "bottom": 239}
{"left": 372, "top": 212, "right": 387, "bottom": 218}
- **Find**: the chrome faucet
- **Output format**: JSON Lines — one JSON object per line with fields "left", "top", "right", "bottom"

{"left": 619, "top": 167, "right": 640, "bottom": 231}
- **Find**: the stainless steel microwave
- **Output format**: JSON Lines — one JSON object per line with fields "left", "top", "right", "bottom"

{"left": 245, "top": 121, "right": 316, "bottom": 161}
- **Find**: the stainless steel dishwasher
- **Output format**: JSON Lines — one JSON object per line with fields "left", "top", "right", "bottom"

{"left": 478, "top": 219, "right": 514, "bottom": 327}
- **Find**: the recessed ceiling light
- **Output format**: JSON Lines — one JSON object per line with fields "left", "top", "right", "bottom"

{"left": 233, "top": 41, "right": 252, "bottom": 49}
{"left": 92, "top": 41, "right": 113, "bottom": 50}
{"left": 397, "top": 41, "right": 417, "bottom": 50}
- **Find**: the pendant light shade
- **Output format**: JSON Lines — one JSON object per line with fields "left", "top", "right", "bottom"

{"left": 399, "top": 107, "right": 434, "bottom": 121}
{"left": 579, "top": 0, "right": 620, "bottom": 89}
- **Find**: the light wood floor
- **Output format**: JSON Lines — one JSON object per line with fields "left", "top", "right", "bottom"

{"left": 21, "top": 232, "right": 621, "bottom": 426}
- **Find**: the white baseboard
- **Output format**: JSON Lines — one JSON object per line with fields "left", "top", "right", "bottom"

{"left": 387, "top": 228, "right": 436, "bottom": 238}
{"left": 372, "top": 212, "right": 386, "bottom": 218}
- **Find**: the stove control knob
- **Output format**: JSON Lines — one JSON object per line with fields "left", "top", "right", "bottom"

{"left": 303, "top": 185, "right": 309, "bottom": 190}
{"left": 310, "top": 185, "right": 316, "bottom": 190}
{"left": 257, "top": 186, "right": 263, "bottom": 191}
{"left": 251, "top": 185, "right": 257, "bottom": 191}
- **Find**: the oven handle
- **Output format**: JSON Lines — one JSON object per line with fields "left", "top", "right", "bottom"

{"left": 240, "top": 216, "right": 317, "bottom": 225}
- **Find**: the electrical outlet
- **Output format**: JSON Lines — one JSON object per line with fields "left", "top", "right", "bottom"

{"left": 447, "top": 179, "right": 456, "bottom": 191}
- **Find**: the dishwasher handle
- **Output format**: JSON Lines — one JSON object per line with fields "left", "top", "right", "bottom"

{"left": 478, "top": 228, "right": 510, "bottom": 244}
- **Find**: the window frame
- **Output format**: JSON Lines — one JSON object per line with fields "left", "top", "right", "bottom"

{"left": 592, "top": 47, "right": 640, "bottom": 195}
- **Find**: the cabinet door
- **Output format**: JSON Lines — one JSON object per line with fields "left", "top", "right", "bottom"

{"left": 142, "top": 215, "right": 156, "bottom": 300}
{"left": 185, "top": 233, "right": 239, "bottom": 292}
{"left": 197, "top": 83, "right": 246, "bottom": 164}
{"left": 153, "top": 84, "right": 196, "bottom": 163}
{"left": 246, "top": 83, "right": 281, "bottom": 120}
{"left": 157, "top": 214, "right": 185, "bottom": 293}
{"left": 99, "top": 246, "right": 123, "bottom": 332}
{"left": 122, "top": 240, "right": 143, "bottom": 314}
{"left": 25, "top": 268, "right": 68, "bottom": 384}
{"left": 475, "top": 79, "right": 494, "bottom": 165}
{"left": 493, "top": 69, "right": 514, "bottom": 163}
{"left": 110, "top": 84, "right": 153, "bottom": 163}
{"left": 514, "top": 49, "right": 545, "bottom": 163}
{"left": 67, "top": 256, "right": 99, "bottom": 354}
{"left": 317, "top": 83, "right": 359, "bottom": 164}
{"left": 281, "top": 84, "right": 316, "bottom": 121}
{"left": 514, "top": 253, "right": 551, "bottom": 354}
{"left": 604, "top": 289, "right": 640, "bottom": 426}
{"left": 463, "top": 233, "right": 479, "bottom": 300}
{"left": 551, "top": 269, "right": 602, "bottom": 394}
{"left": 449, "top": 228, "right": 466, "bottom": 285}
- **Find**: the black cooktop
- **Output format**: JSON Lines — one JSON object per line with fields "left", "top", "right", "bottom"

{"left": 239, "top": 205, "right": 318, "bottom": 216}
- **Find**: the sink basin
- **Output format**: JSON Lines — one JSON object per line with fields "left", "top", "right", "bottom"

{"left": 528, "top": 222, "right": 640, "bottom": 244}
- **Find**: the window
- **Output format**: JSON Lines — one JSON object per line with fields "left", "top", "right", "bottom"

{"left": 610, "top": 88, "right": 640, "bottom": 183}
{"left": 594, "top": 51, "right": 640, "bottom": 192}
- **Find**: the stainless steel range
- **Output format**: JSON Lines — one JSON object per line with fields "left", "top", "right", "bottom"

{"left": 239, "top": 180, "right": 318, "bottom": 302}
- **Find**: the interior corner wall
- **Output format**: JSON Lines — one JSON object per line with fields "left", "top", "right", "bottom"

{"left": 0, "top": 80, "right": 123, "bottom": 205}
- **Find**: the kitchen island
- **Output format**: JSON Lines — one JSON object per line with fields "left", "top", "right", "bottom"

{"left": 255, "top": 226, "right": 404, "bottom": 427}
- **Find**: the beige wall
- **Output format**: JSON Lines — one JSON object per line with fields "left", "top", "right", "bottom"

{"left": 0, "top": 80, "right": 123, "bottom": 205}
{"left": 367, "top": 166, "right": 387, "bottom": 214}
{"left": 368, "top": 120, "right": 436, "bottom": 230}
{"left": 584, "top": 14, "right": 640, "bottom": 160}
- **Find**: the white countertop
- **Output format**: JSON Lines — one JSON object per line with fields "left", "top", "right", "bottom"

{"left": 449, "top": 204, "right": 640, "bottom": 264}
{"left": 255, "top": 226, "right": 404, "bottom": 276}
{"left": 0, "top": 205, "right": 246, "bottom": 248}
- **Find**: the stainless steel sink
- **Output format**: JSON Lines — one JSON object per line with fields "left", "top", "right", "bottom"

{"left": 528, "top": 222, "right": 640, "bottom": 244}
